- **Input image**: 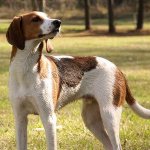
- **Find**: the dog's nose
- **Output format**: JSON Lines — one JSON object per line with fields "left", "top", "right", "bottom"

{"left": 53, "top": 20, "right": 61, "bottom": 28}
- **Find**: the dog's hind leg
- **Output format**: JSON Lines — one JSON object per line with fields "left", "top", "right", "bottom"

{"left": 97, "top": 99, "right": 122, "bottom": 150}
{"left": 81, "top": 100, "right": 113, "bottom": 150}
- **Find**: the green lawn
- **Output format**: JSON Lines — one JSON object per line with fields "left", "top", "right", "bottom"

{"left": 0, "top": 21, "right": 150, "bottom": 150}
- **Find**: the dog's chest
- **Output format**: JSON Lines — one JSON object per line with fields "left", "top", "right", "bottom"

{"left": 9, "top": 79, "right": 39, "bottom": 115}
{"left": 9, "top": 59, "right": 39, "bottom": 106}
{"left": 9, "top": 60, "right": 36, "bottom": 90}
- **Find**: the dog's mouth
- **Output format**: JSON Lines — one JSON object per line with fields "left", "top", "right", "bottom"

{"left": 39, "top": 28, "right": 60, "bottom": 39}
{"left": 51, "top": 28, "right": 60, "bottom": 33}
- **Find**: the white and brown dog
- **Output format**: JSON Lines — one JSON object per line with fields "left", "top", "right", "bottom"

{"left": 6, "top": 11, "right": 150, "bottom": 150}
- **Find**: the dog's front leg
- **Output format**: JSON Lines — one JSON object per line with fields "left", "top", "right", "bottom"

{"left": 41, "top": 113, "right": 57, "bottom": 150}
{"left": 13, "top": 108, "right": 28, "bottom": 150}
{"left": 36, "top": 95, "right": 57, "bottom": 150}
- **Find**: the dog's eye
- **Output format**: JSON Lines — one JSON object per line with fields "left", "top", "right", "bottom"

{"left": 31, "top": 16, "right": 41, "bottom": 22}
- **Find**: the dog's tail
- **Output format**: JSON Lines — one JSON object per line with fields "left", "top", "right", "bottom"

{"left": 125, "top": 81, "right": 150, "bottom": 119}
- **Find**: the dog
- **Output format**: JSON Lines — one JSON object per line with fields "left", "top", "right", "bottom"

{"left": 6, "top": 11, "right": 150, "bottom": 150}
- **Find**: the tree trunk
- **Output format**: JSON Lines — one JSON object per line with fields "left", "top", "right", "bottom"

{"left": 31, "top": 0, "right": 38, "bottom": 11}
{"left": 107, "top": 0, "right": 115, "bottom": 33}
{"left": 136, "top": 0, "right": 144, "bottom": 30}
{"left": 31, "top": 0, "right": 46, "bottom": 12}
{"left": 84, "top": 0, "right": 91, "bottom": 30}
{"left": 38, "top": 0, "right": 46, "bottom": 12}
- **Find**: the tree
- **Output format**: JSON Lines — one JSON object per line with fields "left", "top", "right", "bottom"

{"left": 38, "top": 0, "right": 46, "bottom": 12}
{"left": 31, "top": 0, "right": 38, "bottom": 11}
{"left": 107, "top": 0, "right": 115, "bottom": 33}
{"left": 136, "top": 0, "right": 144, "bottom": 30}
{"left": 84, "top": 0, "right": 91, "bottom": 30}
{"left": 31, "top": 0, "right": 46, "bottom": 12}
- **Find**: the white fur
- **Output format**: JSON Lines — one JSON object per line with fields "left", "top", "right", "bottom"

{"left": 40, "top": 18, "right": 55, "bottom": 35}
{"left": 53, "top": 55, "right": 73, "bottom": 60}
{"left": 130, "top": 102, "right": 150, "bottom": 119}
{"left": 84, "top": 57, "right": 122, "bottom": 150}
{"left": 36, "top": 11, "right": 60, "bottom": 35}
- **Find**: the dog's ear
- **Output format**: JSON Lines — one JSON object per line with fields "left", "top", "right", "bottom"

{"left": 6, "top": 16, "right": 25, "bottom": 50}
{"left": 45, "top": 39, "right": 54, "bottom": 53}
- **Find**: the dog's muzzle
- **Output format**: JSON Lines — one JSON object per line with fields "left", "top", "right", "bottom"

{"left": 39, "top": 19, "right": 61, "bottom": 38}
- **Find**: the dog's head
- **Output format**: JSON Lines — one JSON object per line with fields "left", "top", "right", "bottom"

{"left": 6, "top": 11, "right": 61, "bottom": 51}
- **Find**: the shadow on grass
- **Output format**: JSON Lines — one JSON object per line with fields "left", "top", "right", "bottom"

{"left": 1, "top": 21, "right": 150, "bottom": 37}
{"left": 63, "top": 29, "right": 150, "bottom": 37}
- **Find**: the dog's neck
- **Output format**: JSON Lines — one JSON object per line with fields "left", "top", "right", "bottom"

{"left": 11, "top": 39, "right": 42, "bottom": 62}
{"left": 25, "top": 40, "right": 41, "bottom": 53}
{"left": 10, "top": 39, "right": 43, "bottom": 74}
{"left": 17, "top": 39, "right": 41, "bottom": 57}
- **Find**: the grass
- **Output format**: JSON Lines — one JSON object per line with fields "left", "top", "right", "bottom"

{"left": 0, "top": 20, "right": 150, "bottom": 150}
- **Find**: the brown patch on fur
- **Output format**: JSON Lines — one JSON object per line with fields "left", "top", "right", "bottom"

{"left": 10, "top": 46, "right": 17, "bottom": 62}
{"left": 74, "top": 57, "right": 97, "bottom": 72}
{"left": 37, "top": 47, "right": 60, "bottom": 107}
{"left": 37, "top": 42, "right": 48, "bottom": 79}
{"left": 125, "top": 80, "right": 136, "bottom": 105}
{"left": 21, "top": 12, "right": 44, "bottom": 40}
{"left": 6, "top": 16, "right": 25, "bottom": 50}
{"left": 38, "top": 56, "right": 48, "bottom": 79}
{"left": 47, "top": 57, "right": 60, "bottom": 107}
{"left": 51, "top": 56, "right": 97, "bottom": 88}
{"left": 113, "top": 69, "right": 126, "bottom": 107}
{"left": 113, "top": 69, "right": 136, "bottom": 106}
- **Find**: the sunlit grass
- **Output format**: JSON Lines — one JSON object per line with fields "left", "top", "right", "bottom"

{"left": 0, "top": 22, "right": 150, "bottom": 150}
{"left": 0, "top": 22, "right": 9, "bottom": 33}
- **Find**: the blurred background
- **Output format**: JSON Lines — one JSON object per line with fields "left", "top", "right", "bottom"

{"left": 0, "top": 1, "right": 150, "bottom": 150}
{"left": 0, "top": 0, "right": 150, "bottom": 33}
